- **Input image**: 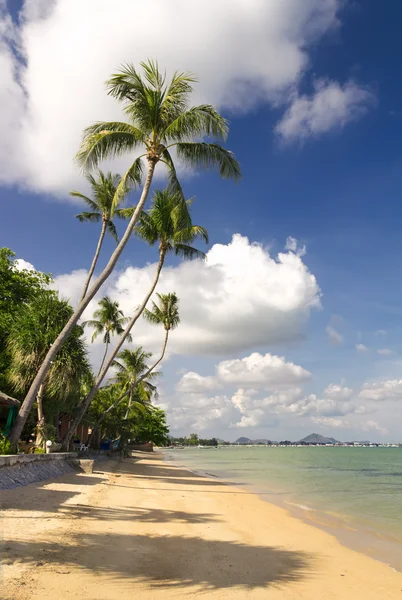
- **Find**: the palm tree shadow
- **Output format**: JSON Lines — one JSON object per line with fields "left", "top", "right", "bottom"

{"left": 6, "top": 532, "right": 315, "bottom": 591}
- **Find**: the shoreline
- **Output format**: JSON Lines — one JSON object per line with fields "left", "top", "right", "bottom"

{"left": 2, "top": 452, "right": 402, "bottom": 599}
{"left": 163, "top": 449, "right": 402, "bottom": 573}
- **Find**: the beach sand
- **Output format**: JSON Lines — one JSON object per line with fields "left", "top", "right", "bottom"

{"left": 1, "top": 452, "right": 402, "bottom": 599}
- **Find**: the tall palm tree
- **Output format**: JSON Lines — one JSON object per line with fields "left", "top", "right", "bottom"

{"left": 86, "top": 347, "right": 157, "bottom": 446}
{"left": 72, "top": 171, "right": 130, "bottom": 301}
{"left": 61, "top": 191, "right": 205, "bottom": 448}
{"left": 83, "top": 296, "right": 131, "bottom": 375}
{"left": 94, "top": 292, "right": 180, "bottom": 420}
{"left": 7, "top": 292, "right": 90, "bottom": 447}
{"left": 10, "top": 59, "right": 240, "bottom": 447}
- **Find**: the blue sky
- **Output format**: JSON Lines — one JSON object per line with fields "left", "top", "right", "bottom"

{"left": 1, "top": 0, "right": 402, "bottom": 441}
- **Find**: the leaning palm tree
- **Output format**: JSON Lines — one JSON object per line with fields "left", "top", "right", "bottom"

{"left": 61, "top": 191, "right": 205, "bottom": 448}
{"left": 83, "top": 296, "right": 131, "bottom": 375}
{"left": 9, "top": 59, "right": 240, "bottom": 447}
{"left": 72, "top": 171, "right": 131, "bottom": 301}
{"left": 7, "top": 292, "right": 90, "bottom": 448}
{"left": 92, "top": 292, "right": 180, "bottom": 421}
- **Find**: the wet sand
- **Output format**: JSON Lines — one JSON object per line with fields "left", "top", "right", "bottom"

{"left": 1, "top": 452, "right": 402, "bottom": 599}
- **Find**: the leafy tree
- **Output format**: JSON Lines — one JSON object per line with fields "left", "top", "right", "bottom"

{"left": 112, "top": 348, "right": 158, "bottom": 418}
{"left": 7, "top": 293, "right": 91, "bottom": 447}
{"left": 11, "top": 59, "right": 240, "bottom": 446}
{"left": 0, "top": 248, "right": 51, "bottom": 392}
{"left": 65, "top": 190, "right": 207, "bottom": 440}
{"left": 134, "top": 407, "right": 170, "bottom": 446}
{"left": 72, "top": 171, "right": 131, "bottom": 300}
{"left": 83, "top": 296, "right": 131, "bottom": 375}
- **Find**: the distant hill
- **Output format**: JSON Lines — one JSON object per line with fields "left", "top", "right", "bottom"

{"left": 299, "top": 433, "right": 340, "bottom": 445}
{"left": 234, "top": 437, "right": 252, "bottom": 444}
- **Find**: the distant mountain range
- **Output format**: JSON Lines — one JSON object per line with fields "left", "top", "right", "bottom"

{"left": 298, "top": 433, "right": 340, "bottom": 444}
{"left": 233, "top": 433, "right": 341, "bottom": 445}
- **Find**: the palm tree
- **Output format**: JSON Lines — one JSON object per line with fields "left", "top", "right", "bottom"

{"left": 86, "top": 347, "right": 157, "bottom": 446}
{"left": 112, "top": 348, "right": 158, "bottom": 418}
{"left": 93, "top": 292, "right": 180, "bottom": 420}
{"left": 10, "top": 59, "right": 240, "bottom": 447}
{"left": 72, "top": 171, "right": 131, "bottom": 301}
{"left": 83, "top": 296, "right": 132, "bottom": 375}
{"left": 61, "top": 191, "right": 205, "bottom": 449}
{"left": 7, "top": 292, "right": 90, "bottom": 448}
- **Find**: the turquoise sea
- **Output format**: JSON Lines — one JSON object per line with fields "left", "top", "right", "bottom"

{"left": 164, "top": 446, "right": 402, "bottom": 570}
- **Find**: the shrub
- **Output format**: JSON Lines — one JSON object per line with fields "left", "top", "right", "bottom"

{"left": 0, "top": 433, "right": 13, "bottom": 455}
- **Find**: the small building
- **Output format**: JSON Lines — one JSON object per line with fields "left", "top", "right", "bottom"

{"left": 0, "top": 391, "right": 21, "bottom": 436}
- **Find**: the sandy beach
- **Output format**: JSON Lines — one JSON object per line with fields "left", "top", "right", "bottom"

{"left": 1, "top": 452, "right": 402, "bottom": 600}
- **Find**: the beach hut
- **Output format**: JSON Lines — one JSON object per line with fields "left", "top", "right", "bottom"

{"left": 0, "top": 391, "right": 21, "bottom": 436}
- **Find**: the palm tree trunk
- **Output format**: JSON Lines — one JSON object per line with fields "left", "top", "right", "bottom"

{"left": 86, "top": 330, "right": 169, "bottom": 447}
{"left": 8, "top": 159, "right": 157, "bottom": 447}
{"left": 98, "top": 342, "right": 109, "bottom": 377}
{"left": 61, "top": 249, "right": 166, "bottom": 451}
{"left": 80, "top": 219, "right": 107, "bottom": 302}
{"left": 124, "top": 389, "right": 133, "bottom": 420}
{"left": 35, "top": 384, "right": 45, "bottom": 448}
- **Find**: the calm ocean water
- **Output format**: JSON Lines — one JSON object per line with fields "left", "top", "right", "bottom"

{"left": 165, "top": 446, "right": 402, "bottom": 569}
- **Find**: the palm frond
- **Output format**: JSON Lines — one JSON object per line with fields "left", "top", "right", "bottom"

{"left": 173, "top": 225, "right": 209, "bottom": 245}
{"left": 107, "top": 220, "right": 119, "bottom": 243}
{"left": 70, "top": 191, "right": 100, "bottom": 212}
{"left": 75, "top": 211, "right": 102, "bottom": 223}
{"left": 175, "top": 142, "right": 241, "bottom": 180}
{"left": 160, "top": 70, "right": 196, "bottom": 127}
{"left": 174, "top": 244, "right": 206, "bottom": 261}
{"left": 112, "top": 156, "right": 144, "bottom": 212}
{"left": 163, "top": 105, "right": 229, "bottom": 142}
{"left": 160, "top": 148, "right": 184, "bottom": 199}
{"left": 106, "top": 63, "right": 153, "bottom": 131}
{"left": 75, "top": 121, "right": 144, "bottom": 170}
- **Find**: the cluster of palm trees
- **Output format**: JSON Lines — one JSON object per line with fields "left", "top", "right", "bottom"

{"left": 6, "top": 59, "right": 240, "bottom": 450}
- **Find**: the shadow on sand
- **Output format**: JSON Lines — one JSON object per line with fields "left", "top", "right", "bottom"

{"left": 4, "top": 532, "right": 315, "bottom": 591}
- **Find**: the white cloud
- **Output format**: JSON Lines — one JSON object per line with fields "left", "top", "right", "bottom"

{"left": 176, "top": 372, "right": 218, "bottom": 394}
{"left": 326, "top": 325, "right": 343, "bottom": 345}
{"left": 358, "top": 380, "right": 402, "bottom": 402}
{"left": 375, "top": 329, "right": 387, "bottom": 336}
{"left": 377, "top": 348, "right": 393, "bottom": 356}
{"left": 0, "top": 0, "right": 363, "bottom": 195}
{"left": 216, "top": 352, "right": 311, "bottom": 387}
{"left": 54, "top": 234, "right": 320, "bottom": 358}
{"left": 356, "top": 343, "right": 368, "bottom": 353}
{"left": 276, "top": 79, "right": 375, "bottom": 142}
{"left": 322, "top": 384, "right": 353, "bottom": 402}
{"left": 361, "top": 420, "right": 388, "bottom": 435}
{"left": 311, "top": 416, "right": 350, "bottom": 429}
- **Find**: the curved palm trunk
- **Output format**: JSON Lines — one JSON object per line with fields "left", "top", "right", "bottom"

{"left": 8, "top": 160, "right": 157, "bottom": 447}
{"left": 61, "top": 249, "right": 166, "bottom": 451}
{"left": 80, "top": 219, "right": 107, "bottom": 302}
{"left": 35, "top": 384, "right": 45, "bottom": 448}
{"left": 86, "top": 329, "right": 169, "bottom": 447}
{"left": 98, "top": 341, "right": 109, "bottom": 376}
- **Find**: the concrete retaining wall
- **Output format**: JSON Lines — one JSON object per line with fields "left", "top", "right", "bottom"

{"left": 0, "top": 453, "right": 101, "bottom": 490}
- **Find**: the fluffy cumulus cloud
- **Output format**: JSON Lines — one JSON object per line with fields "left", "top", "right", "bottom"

{"left": 0, "top": 0, "right": 373, "bottom": 195}
{"left": 276, "top": 79, "right": 375, "bottom": 142}
{"left": 358, "top": 380, "right": 402, "bottom": 402}
{"left": 54, "top": 234, "right": 321, "bottom": 357}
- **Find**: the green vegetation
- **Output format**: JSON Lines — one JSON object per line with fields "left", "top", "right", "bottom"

{"left": 2, "top": 59, "right": 240, "bottom": 451}
{"left": 171, "top": 434, "right": 218, "bottom": 447}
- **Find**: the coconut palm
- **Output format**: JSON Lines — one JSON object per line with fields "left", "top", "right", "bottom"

{"left": 86, "top": 347, "right": 157, "bottom": 446}
{"left": 72, "top": 171, "right": 131, "bottom": 301}
{"left": 83, "top": 296, "right": 132, "bottom": 375}
{"left": 7, "top": 292, "right": 90, "bottom": 447}
{"left": 112, "top": 348, "right": 158, "bottom": 418}
{"left": 10, "top": 59, "right": 240, "bottom": 447}
{"left": 93, "top": 292, "right": 180, "bottom": 420}
{"left": 61, "top": 192, "right": 205, "bottom": 449}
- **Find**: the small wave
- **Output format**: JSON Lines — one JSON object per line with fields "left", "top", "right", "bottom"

{"left": 285, "top": 501, "right": 313, "bottom": 511}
